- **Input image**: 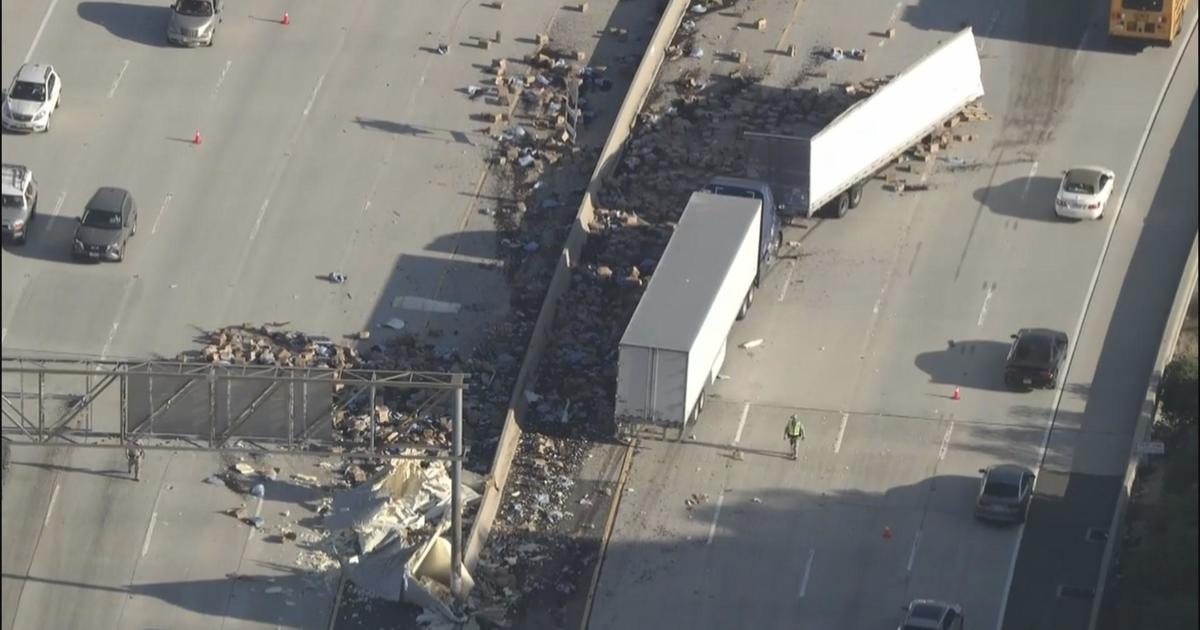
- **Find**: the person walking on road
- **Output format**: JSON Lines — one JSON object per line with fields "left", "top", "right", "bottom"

{"left": 126, "top": 442, "right": 144, "bottom": 481}
{"left": 784, "top": 414, "right": 806, "bottom": 460}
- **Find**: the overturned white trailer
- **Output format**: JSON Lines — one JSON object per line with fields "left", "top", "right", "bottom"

{"left": 748, "top": 27, "right": 986, "bottom": 218}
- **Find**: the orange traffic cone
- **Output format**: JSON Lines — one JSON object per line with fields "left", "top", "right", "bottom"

{"left": 882, "top": 526, "right": 892, "bottom": 539}
{"left": 281, "top": 11, "right": 290, "bottom": 25}
{"left": 951, "top": 386, "right": 961, "bottom": 401}
{"left": 193, "top": 129, "right": 202, "bottom": 145}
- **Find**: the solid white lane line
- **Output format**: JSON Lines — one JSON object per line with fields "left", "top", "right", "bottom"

{"left": 44, "top": 483, "right": 60, "bottom": 527}
{"left": 141, "top": 511, "right": 158, "bottom": 557}
{"left": 705, "top": 493, "right": 725, "bottom": 545}
{"left": 24, "top": 0, "right": 62, "bottom": 63}
{"left": 107, "top": 60, "right": 130, "bottom": 99}
{"left": 939, "top": 422, "right": 955, "bottom": 461}
{"left": 151, "top": 193, "right": 172, "bottom": 235}
{"left": 733, "top": 403, "right": 750, "bottom": 446}
{"left": 977, "top": 285, "right": 994, "bottom": 326}
{"left": 1, "top": 328, "right": 7, "bottom": 344}
{"left": 302, "top": 74, "right": 325, "bottom": 118}
{"left": 1073, "top": 27, "right": 1091, "bottom": 69}
{"left": 212, "top": 60, "right": 233, "bottom": 97}
{"left": 833, "top": 412, "right": 849, "bottom": 453}
{"left": 778, "top": 260, "right": 796, "bottom": 302}
{"left": 798, "top": 548, "right": 816, "bottom": 598}
{"left": 1020, "top": 160, "right": 1039, "bottom": 200}
{"left": 248, "top": 198, "right": 270, "bottom": 242}
{"left": 907, "top": 530, "right": 923, "bottom": 572}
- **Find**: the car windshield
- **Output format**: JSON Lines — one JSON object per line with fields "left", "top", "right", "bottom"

{"left": 1014, "top": 335, "right": 1052, "bottom": 364}
{"left": 9, "top": 80, "right": 46, "bottom": 102}
{"left": 984, "top": 477, "right": 1020, "bottom": 498}
{"left": 1063, "top": 170, "right": 1101, "bottom": 195}
{"left": 2, "top": 194, "right": 23, "bottom": 208}
{"left": 82, "top": 209, "right": 122, "bottom": 229}
{"left": 176, "top": 0, "right": 213, "bottom": 16}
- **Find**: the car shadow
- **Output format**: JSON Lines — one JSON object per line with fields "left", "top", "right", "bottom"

{"left": 973, "top": 175, "right": 1064, "bottom": 222}
{"left": 914, "top": 339, "right": 1013, "bottom": 391}
{"left": 77, "top": 2, "right": 173, "bottom": 48}
{"left": 1, "top": 214, "right": 81, "bottom": 264}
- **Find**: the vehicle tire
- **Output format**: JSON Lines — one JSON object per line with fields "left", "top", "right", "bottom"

{"left": 848, "top": 184, "right": 864, "bottom": 209}
{"left": 56, "top": 91, "right": 61, "bottom": 110}
{"left": 737, "top": 293, "right": 749, "bottom": 320}
{"left": 828, "top": 192, "right": 850, "bottom": 218}
{"left": 697, "top": 389, "right": 706, "bottom": 413}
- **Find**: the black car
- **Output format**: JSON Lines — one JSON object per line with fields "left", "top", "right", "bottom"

{"left": 1004, "top": 328, "right": 1068, "bottom": 390}
{"left": 72, "top": 187, "right": 137, "bottom": 262}
{"left": 975, "top": 464, "right": 1035, "bottom": 524}
{"left": 898, "top": 599, "right": 964, "bottom": 630}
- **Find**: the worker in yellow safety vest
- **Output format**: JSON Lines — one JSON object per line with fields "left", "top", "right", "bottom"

{"left": 784, "top": 414, "right": 806, "bottom": 460}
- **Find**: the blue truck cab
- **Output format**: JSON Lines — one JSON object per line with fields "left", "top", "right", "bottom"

{"left": 700, "top": 176, "right": 784, "bottom": 287}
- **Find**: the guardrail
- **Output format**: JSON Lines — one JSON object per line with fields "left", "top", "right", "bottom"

{"left": 1088, "top": 234, "right": 1199, "bottom": 629}
{"left": 463, "top": 0, "right": 690, "bottom": 571}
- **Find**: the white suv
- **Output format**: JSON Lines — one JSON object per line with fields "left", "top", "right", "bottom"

{"left": 2, "top": 63, "right": 62, "bottom": 133}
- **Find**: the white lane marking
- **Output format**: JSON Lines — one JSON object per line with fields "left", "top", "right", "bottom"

{"left": 141, "top": 511, "right": 158, "bottom": 557}
{"left": 50, "top": 191, "right": 67, "bottom": 216}
{"left": 705, "top": 493, "right": 725, "bottom": 545}
{"left": 906, "top": 530, "right": 923, "bottom": 572}
{"left": 977, "top": 285, "right": 995, "bottom": 326}
{"left": 24, "top": 0, "right": 62, "bottom": 63}
{"left": 99, "top": 277, "right": 138, "bottom": 359}
{"left": 733, "top": 403, "right": 750, "bottom": 446}
{"left": 107, "top": 60, "right": 130, "bottom": 99}
{"left": 151, "top": 193, "right": 172, "bottom": 235}
{"left": 833, "top": 412, "right": 848, "bottom": 453}
{"left": 1073, "top": 27, "right": 1091, "bottom": 69}
{"left": 938, "top": 422, "right": 954, "bottom": 461}
{"left": 391, "top": 296, "right": 463, "bottom": 314}
{"left": 798, "top": 548, "right": 816, "bottom": 598}
{"left": 212, "top": 60, "right": 233, "bottom": 98}
{"left": 1020, "top": 160, "right": 1039, "bottom": 200}
{"left": 1, "top": 328, "right": 7, "bottom": 344}
{"left": 44, "top": 483, "right": 60, "bottom": 526}
{"left": 248, "top": 198, "right": 270, "bottom": 242}
{"left": 778, "top": 260, "right": 796, "bottom": 302}
{"left": 302, "top": 74, "right": 325, "bottom": 118}
{"left": 977, "top": 9, "right": 1002, "bottom": 55}
{"left": 995, "top": 15, "right": 1199, "bottom": 630}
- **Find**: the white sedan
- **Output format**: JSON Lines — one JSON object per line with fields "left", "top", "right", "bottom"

{"left": 1054, "top": 165, "right": 1115, "bottom": 220}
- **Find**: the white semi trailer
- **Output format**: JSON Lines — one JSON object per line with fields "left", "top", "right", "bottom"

{"left": 615, "top": 192, "right": 763, "bottom": 430}
{"left": 747, "top": 27, "right": 985, "bottom": 218}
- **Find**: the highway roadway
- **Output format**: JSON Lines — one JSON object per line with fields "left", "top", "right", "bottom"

{"left": 588, "top": 1, "right": 1199, "bottom": 629}
{"left": 1, "top": 1, "right": 618, "bottom": 629}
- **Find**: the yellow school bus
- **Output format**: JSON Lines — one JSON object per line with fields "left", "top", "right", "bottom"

{"left": 1109, "top": 0, "right": 1192, "bottom": 44}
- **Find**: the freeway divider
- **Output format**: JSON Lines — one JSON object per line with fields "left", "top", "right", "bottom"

{"left": 463, "top": 0, "right": 691, "bottom": 572}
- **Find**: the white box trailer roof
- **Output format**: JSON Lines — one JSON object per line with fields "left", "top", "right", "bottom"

{"left": 748, "top": 27, "right": 985, "bottom": 215}
{"left": 616, "top": 193, "right": 762, "bottom": 425}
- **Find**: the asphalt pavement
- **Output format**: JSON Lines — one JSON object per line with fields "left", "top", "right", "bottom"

{"left": 588, "top": 1, "right": 1198, "bottom": 629}
{"left": 0, "top": 1, "right": 609, "bottom": 629}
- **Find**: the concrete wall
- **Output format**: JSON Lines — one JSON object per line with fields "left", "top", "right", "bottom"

{"left": 463, "top": 0, "right": 690, "bottom": 572}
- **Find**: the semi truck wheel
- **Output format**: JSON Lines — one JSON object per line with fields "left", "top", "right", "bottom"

{"left": 828, "top": 192, "right": 850, "bottom": 218}
{"left": 848, "top": 184, "right": 864, "bottom": 209}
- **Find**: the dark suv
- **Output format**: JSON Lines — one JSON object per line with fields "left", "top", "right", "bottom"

{"left": 72, "top": 187, "right": 137, "bottom": 262}
{"left": 1004, "top": 328, "right": 1068, "bottom": 390}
